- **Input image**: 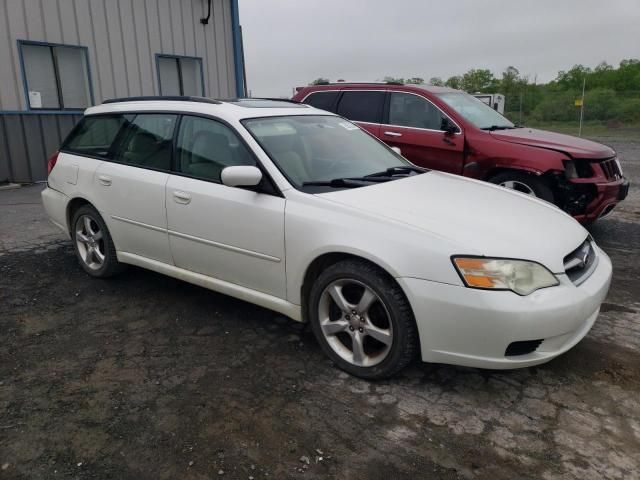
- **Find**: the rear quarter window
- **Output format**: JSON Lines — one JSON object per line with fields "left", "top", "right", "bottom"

{"left": 336, "top": 91, "right": 385, "bottom": 123}
{"left": 303, "top": 91, "right": 339, "bottom": 112}
{"left": 62, "top": 115, "right": 127, "bottom": 158}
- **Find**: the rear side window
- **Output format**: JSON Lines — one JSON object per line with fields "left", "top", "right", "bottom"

{"left": 336, "top": 91, "right": 385, "bottom": 123}
{"left": 63, "top": 115, "right": 127, "bottom": 157}
{"left": 303, "top": 91, "right": 339, "bottom": 112}
{"left": 113, "top": 114, "right": 177, "bottom": 170}
{"left": 388, "top": 92, "right": 448, "bottom": 130}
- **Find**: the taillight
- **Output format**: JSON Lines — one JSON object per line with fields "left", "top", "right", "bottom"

{"left": 47, "top": 151, "right": 60, "bottom": 175}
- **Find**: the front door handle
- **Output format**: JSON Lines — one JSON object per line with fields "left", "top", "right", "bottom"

{"left": 384, "top": 131, "right": 402, "bottom": 137}
{"left": 443, "top": 136, "right": 455, "bottom": 146}
{"left": 98, "top": 175, "right": 112, "bottom": 186}
{"left": 173, "top": 191, "right": 192, "bottom": 204}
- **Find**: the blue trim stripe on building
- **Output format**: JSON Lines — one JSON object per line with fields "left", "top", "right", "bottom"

{"left": 230, "top": 0, "right": 245, "bottom": 97}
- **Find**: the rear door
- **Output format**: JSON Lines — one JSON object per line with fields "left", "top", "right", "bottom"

{"left": 381, "top": 92, "right": 465, "bottom": 174}
{"left": 335, "top": 90, "right": 385, "bottom": 138}
{"left": 92, "top": 113, "right": 177, "bottom": 264}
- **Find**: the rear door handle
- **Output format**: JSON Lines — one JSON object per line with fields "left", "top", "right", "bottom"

{"left": 384, "top": 131, "right": 402, "bottom": 137}
{"left": 173, "top": 191, "right": 192, "bottom": 204}
{"left": 98, "top": 175, "right": 112, "bottom": 186}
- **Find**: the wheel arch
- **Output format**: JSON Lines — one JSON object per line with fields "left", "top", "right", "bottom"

{"left": 300, "top": 251, "right": 414, "bottom": 324}
{"left": 66, "top": 197, "right": 93, "bottom": 233}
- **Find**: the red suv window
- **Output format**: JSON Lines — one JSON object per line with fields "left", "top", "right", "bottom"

{"left": 336, "top": 91, "right": 385, "bottom": 123}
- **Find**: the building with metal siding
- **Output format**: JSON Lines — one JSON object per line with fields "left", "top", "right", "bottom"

{"left": 0, "top": 0, "right": 245, "bottom": 184}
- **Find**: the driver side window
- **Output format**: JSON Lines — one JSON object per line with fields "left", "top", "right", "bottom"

{"left": 388, "top": 93, "right": 447, "bottom": 131}
{"left": 176, "top": 115, "right": 255, "bottom": 182}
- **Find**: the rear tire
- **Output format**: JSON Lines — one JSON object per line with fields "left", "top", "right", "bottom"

{"left": 489, "top": 171, "right": 555, "bottom": 203}
{"left": 308, "top": 259, "right": 418, "bottom": 379}
{"left": 71, "top": 205, "right": 124, "bottom": 278}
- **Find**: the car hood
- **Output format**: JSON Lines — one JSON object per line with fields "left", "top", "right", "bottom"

{"left": 490, "top": 127, "right": 614, "bottom": 159}
{"left": 317, "top": 172, "right": 588, "bottom": 273}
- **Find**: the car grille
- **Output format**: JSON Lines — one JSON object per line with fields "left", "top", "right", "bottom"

{"left": 563, "top": 238, "right": 598, "bottom": 285}
{"left": 598, "top": 157, "right": 622, "bottom": 180}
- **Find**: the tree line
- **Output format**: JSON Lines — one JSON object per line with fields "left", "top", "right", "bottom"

{"left": 310, "top": 59, "right": 640, "bottom": 123}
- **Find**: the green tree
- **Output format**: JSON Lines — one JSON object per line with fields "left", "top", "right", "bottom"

{"left": 406, "top": 77, "right": 424, "bottom": 84}
{"left": 429, "top": 77, "right": 444, "bottom": 86}
{"left": 383, "top": 76, "right": 405, "bottom": 83}
{"left": 445, "top": 75, "right": 462, "bottom": 89}
{"left": 310, "top": 77, "right": 330, "bottom": 85}
{"left": 460, "top": 69, "right": 496, "bottom": 92}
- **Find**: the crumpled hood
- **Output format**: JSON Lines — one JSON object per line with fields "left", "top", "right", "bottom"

{"left": 490, "top": 127, "right": 614, "bottom": 159}
{"left": 318, "top": 172, "right": 588, "bottom": 273}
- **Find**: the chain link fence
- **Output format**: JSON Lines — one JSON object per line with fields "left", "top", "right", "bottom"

{"left": 503, "top": 89, "right": 640, "bottom": 129}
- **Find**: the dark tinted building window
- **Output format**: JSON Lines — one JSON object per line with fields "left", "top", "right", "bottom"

{"left": 63, "top": 115, "right": 127, "bottom": 157}
{"left": 114, "top": 114, "right": 177, "bottom": 170}
{"left": 304, "top": 91, "right": 339, "bottom": 112}
{"left": 336, "top": 91, "right": 385, "bottom": 123}
{"left": 388, "top": 92, "right": 447, "bottom": 130}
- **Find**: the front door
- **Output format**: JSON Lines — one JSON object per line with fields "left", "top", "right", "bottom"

{"left": 381, "top": 92, "right": 465, "bottom": 174}
{"left": 165, "top": 115, "right": 287, "bottom": 299}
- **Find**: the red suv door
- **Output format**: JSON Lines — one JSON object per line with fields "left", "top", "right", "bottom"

{"left": 381, "top": 91, "right": 465, "bottom": 174}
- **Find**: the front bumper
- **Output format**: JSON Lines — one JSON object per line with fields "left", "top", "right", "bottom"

{"left": 571, "top": 176, "right": 629, "bottom": 223}
{"left": 398, "top": 246, "right": 612, "bottom": 369}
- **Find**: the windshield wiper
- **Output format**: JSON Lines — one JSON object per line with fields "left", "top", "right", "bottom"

{"left": 303, "top": 166, "right": 427, "bottom": 188}
{"left": 481, "top": 125, "right": 517, "bottom": 131}
{"left": 363, "top": 165, "right": 427, "bottom": 177}
{"left": 302, "top": 178, "right": 374, "bottom": 188}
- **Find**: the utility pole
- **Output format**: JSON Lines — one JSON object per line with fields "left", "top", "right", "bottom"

{"left": 578, "top": 77, "right": 586, "bottom": 137}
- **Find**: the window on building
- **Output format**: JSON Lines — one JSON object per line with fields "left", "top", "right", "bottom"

{"left": 20, "top": 42, "right": 92, "bottom": 110}
{"left": 157, "top": 55, "right": 204, "bottom": 96}
{"left": 336, "top": 91, "right": 385, "bottom": 123}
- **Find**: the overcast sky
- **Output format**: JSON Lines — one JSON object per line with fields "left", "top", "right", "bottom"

{"left": 239, "top": 0, "right": 639, "bottom": 97}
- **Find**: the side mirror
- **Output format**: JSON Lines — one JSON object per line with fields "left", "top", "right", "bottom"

{"left": 221, "top": 166, "right": 263, "bottom": 188}
{"left": 391, "top": 146, "right": 402, "bottom": 155}
{"left": 441, "top": 118, "right": 459, "bottom": 135}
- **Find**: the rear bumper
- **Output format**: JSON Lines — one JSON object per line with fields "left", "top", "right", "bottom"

{"left": 41, "top": 186, "right": 71, "bottom": 237}
{"left": 398, "top": 246, "right": 612, "bottom": 369}
{"left": 574, "top": 176, "right": 629, "bottom": 223}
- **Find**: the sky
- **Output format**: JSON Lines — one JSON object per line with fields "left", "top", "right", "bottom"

{"left": 239, "top": 0, "right": 640, "bottom": 97}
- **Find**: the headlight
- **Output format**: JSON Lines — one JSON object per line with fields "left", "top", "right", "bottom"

{"left": 452, "top": 257, "right": 559, "bottom": 296}
{"left": 563, "top": 160, "right": 593, "bottom": 179}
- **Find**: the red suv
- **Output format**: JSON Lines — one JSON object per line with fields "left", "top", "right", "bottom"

{"left": 293, "top": 83, "right": 629, "bottom": 223}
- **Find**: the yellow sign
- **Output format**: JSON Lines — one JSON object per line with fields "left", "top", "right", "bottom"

{"left": 575, "top": 99, "right": 583, "bottom": 107}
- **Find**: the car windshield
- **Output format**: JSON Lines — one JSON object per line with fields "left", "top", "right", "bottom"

{"left": 436, "top": 92, "right": 515, "bottom": 130}
{"left": 242, "top": 115, "right": 413, "bottom": 190}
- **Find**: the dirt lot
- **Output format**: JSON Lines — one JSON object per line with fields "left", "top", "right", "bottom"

{"left": 1, "top": 139, "right": 639, "bottom": 480}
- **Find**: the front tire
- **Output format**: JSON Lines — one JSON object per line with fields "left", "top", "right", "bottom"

{"left": 308, "top": 259, "right": 418, "bottom": 379}
{"left": 489, "top": 171, "right": 555, "bottom": 203}
{"left": 71, "top": 205, "right": 124, "bottom": 278}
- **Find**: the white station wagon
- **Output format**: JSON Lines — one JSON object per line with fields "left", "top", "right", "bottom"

{"left": 42, "top": 96, "right": 612, "bottom": 379}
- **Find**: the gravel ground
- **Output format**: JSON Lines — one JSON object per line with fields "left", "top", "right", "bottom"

{"left": 0, "top": 139, "right": 639, "bottom": 480}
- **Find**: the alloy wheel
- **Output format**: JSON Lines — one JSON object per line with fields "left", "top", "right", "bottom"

{"left": 318, "top": 279, "right": 393, "bottom": 367}
{"left": 499, "top": 180, "right": 537, "bottom": 196}
{"left": 75, "top": 214, "right": 105, "bottom": 270}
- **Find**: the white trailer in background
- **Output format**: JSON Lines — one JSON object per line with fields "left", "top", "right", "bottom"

{"left": 473, "top": 93, "right": 505, "bottom": 114}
